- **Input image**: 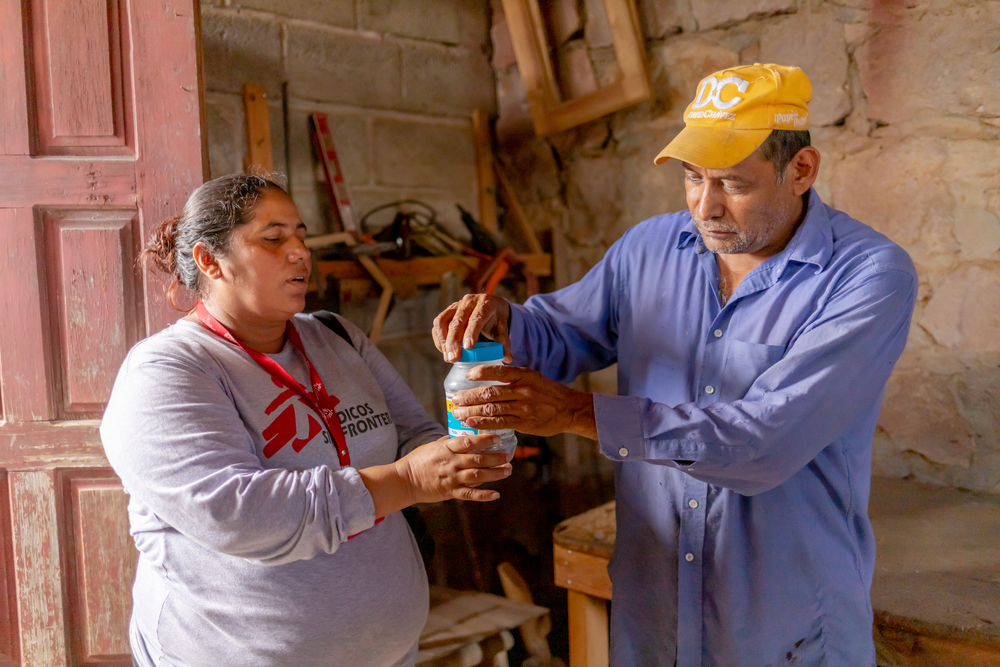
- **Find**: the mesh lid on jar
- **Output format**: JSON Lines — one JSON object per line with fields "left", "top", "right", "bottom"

{"left": 458, "top": 341, "right": 504, "bottom": 362}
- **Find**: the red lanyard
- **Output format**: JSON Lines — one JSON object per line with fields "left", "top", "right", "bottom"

{"left": 195, "top": 302, "right": 352, "bottom": 467}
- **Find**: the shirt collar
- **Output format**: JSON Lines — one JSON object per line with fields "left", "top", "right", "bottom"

{"left": 675, "top": 188, "right": 833, "bottom": 273}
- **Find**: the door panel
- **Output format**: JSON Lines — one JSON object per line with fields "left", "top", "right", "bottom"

{"left": 0, "top": 0, "right": 206, "bottom": 664}
{"left": 29, "top": 0, "right": 133, "bottom": 154}
{"left": 59, "top": 471, "right": 135, "bottom": 665}
{"left": 42, "top": 209, "right": 142, "bottom": 419}
{"left": 10, "top": 472, "right": 67, "bottom": 666}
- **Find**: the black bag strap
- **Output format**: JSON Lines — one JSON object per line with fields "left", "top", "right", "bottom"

{"left": 312, "top": 310, "right": 354, "bottom": 349}
{"left": 310, "top": 309, "right": 436, "bottom": 565}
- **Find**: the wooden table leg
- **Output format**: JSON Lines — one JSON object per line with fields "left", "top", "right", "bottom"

{"left": 568, "top": 590, "right": 609, "bottom": 667}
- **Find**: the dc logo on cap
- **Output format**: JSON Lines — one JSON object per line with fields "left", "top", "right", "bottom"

{"left": 691, "top": 75, "right": 750, "bottom": 111}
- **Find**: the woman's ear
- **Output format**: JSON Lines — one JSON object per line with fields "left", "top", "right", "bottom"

{"left": 192, "top": 242, "right": 222, "bottom": 280}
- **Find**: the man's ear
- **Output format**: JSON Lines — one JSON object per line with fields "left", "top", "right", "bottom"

{"left": 192, "top": 242, "right": 222, "bottom": 280}
{"left": 787, "top": 146, "right": 820, "bottom": 196}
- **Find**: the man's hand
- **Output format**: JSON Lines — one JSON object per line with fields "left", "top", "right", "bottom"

{"left": 432, "top": 294, "right": 513, "bottom": 363}
{"left": 360, "top": 434, "right": 512, "bottom": 518}
{"left": 450, "top": 365, "right": 598, "bottom": 440}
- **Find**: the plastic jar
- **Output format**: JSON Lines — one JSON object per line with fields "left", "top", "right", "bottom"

{"left": 444, "top": 342, "right": 517, "bottom": 455}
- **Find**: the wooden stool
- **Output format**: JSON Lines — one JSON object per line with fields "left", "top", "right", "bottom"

{"left": 553, "top": 502, "right": 614, "bottom": 667}
{"left": 552, "top": 479, "right": 1000, "bottom": 667}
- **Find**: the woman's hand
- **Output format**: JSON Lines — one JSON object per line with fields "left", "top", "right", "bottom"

{"left": 359, "top": 434, "right": 512, "bottom": 518}
{"left": 432, "top": 294, "right": 513, "bottom": 363}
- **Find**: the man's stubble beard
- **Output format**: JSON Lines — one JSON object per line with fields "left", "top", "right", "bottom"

{"left": 692, "top": 202, "right": 793, "bottom": 255}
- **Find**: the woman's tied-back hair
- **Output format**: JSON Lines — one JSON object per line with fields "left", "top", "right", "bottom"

{"left": 141, "top": 173, "right": 285, "bottom": 309}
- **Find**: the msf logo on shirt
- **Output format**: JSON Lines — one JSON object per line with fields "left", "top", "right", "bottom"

{"left": 686, "top": 75, "right": 750, "bottom": 121}
{"left": 261, "top": 377, "right": 324, "bottom": 459}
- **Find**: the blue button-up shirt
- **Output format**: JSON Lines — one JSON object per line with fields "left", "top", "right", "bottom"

{"left": 509, "top": 190, "right": 916, "bottom": 667}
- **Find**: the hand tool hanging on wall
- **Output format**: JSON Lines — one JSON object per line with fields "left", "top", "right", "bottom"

{"left": 458, "top": 205, "right": 539, "bottom": 297}
{"left": 308, "top": 112, "right": 393, "bottom": 344}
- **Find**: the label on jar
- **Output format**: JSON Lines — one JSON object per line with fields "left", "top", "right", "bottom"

{"left": 445, "top": 391, "right": 478, "bottom": 437}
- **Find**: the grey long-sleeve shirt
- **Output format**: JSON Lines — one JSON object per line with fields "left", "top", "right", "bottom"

{"left": 100, "top": 313, "right": 445, "bottom": 667}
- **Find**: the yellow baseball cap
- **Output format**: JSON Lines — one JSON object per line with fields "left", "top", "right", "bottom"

{"left": 654, "top": 63, "right": 812, "bottom": 169}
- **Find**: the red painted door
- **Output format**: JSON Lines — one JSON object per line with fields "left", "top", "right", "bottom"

{"left": 0, "top": 0, "right": 207, "bottom": 664}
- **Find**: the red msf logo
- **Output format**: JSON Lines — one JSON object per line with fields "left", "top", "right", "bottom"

{"left": 261, "top": 378, "right": 332, "bottom": 458}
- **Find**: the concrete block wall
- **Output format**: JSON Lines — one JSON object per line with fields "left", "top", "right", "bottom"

{"left": 201, "top": 0, "right": 494, "bottom": 239}
{"left": 200, "top": 0, "right": 497, "bottom": 417}
{"left": 490, "top": 0, "right": 1000, "bottom": 493}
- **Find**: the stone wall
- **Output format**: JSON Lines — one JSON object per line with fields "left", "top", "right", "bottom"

{"left": 200, "top": 0, "right": 495, "bottom": 418}
{"left": 490, "top": 0, "right": 1000, "bottom": 492}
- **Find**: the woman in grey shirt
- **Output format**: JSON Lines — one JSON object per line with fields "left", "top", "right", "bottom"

{"left": 100, "top": 174, "right": 511, "bottom": 667}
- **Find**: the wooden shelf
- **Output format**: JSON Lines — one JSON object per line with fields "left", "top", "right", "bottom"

{"left": 313, "top": 253, "right": 551, "bottom": 299}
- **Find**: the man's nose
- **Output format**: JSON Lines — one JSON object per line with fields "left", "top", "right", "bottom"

{"left": 694, "top": 184, "right": 724, "bottom": 220}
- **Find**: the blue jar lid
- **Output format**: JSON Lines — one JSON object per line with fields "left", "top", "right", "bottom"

{"left": 458, "top": 341, "right": 504, "bottom": 362}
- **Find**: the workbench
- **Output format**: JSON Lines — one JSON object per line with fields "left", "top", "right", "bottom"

{"left": 316, "top": 253, "right": 552, "bottom": 299}
{"left": 552, "top": 477, "right": 1000, "bottom": 667}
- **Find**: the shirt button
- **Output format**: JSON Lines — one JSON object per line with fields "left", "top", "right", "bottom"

{"left": 714, "top": 329, "right": 723, "bottom": 338}
{"left": 705, "top": 385, "right": 715, "bottom": 394}
{"left": 688, "top": 499, "right": 699, "bottom": 509}
{"left": 618, "top": 447, "right": 629, "bottom": 457}
{"left": 685, "top": 553, "right": 695, "bottom": 562}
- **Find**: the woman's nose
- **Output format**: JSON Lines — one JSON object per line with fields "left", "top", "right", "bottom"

{"left": 289, "top": 236, "right": 311, "bottom": 261}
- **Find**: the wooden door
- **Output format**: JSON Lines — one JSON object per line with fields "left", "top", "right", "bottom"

{"left": 0, "top": 0, "right": 207, "bottom": 664}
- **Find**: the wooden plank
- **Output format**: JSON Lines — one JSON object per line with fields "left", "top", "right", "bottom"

{"left": 567, "top": 590, "right": 608, "bottom": 667}
{"left": 604, "top": 0, "right": 652, "bottom": 100}
{"left": 10, "top": 471, "right": 69, "bottom": 667}
{"left": 130, "top": 0, "right": 207, "bottom": 335}
{"left": 356, "top": 255, "right": 393, "bottom": 345}
{"left": 498, "top": 562, "right": 551, "bottom": 660}
{"left": 875, "top": 620, "right": 1000, "bottom": 667}
{"left": 471, "top": 109, "right": 498, "bottom": 233}
{"left": 552, "top": 500, "right": 616, "bottom": 557}
{"left": 0, "top": 421, "right": 106, "bottom": 470}
{"left": 0, "top": 157, "right": 137, "bottom": 208}
{"left": 242, "top": 83, "right": 273, "bottom": 173}
{"left": 316, "top": 253, "right": 551, "bottom": 284}
{"left": 0, "top": 0, "right": 30, "bottom": 155}
{"left": 0, "top": 208, "right": 56, "bottom": 422}
{"left": 0, "top": 472, "right": 20, "bottom": 666}
{"left": 500, "top": 0, "right": 560, "bottom": 133}
{"left": 554, "top": 544, "right": 612, "bottom": 601}
{"left": 60, "top": 470, "right": 135, "bottom": 663}
{"left": 500, "top": 0, "right": 650, "bottom": 136}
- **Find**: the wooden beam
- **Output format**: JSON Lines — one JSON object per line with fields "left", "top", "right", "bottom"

{"left": 494, "top": 160, "right": 544, "bottom": 254}
{"left": 567, "top": 590, "right": 609, "bottom": 667}
{"left": 472, "top": 109, "right": 498, "bottom": 233}
{"left": 500, "top": 0, "right": 651, "bottom": 136}
{"left": 242, "top": 83, "right": 272, "bottom": 173}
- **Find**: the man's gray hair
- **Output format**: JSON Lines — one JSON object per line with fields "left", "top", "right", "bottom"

{"left": 757, "top": 130, "right": 811, "bottom": 183}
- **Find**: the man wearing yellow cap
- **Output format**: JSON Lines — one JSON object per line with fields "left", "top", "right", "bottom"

{"left": 433, "top": 64, "right": 916, "bottom": 666}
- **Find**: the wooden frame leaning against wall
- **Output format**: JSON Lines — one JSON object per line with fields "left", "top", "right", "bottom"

{"left": 500, "top": 0, "right": 653, "bottom": 136}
